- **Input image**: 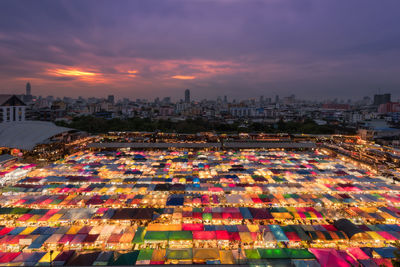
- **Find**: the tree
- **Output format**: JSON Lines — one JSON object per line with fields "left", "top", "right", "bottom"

{"left": 392, "top": 241, "right": 400, "bottom": 267}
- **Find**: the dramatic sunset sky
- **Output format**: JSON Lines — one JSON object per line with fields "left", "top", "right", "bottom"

{"left": 0, "top": 0, "right": 399, "bottom": 100}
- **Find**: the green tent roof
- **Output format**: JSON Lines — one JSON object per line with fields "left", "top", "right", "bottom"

{"left": 132, "top": 227, "right": 146, "bottom": 244}
{"left": 286, "top": 249, "right": 315, "bottom": 259}
{"left": 0, "top": 208, "right": 12, "bottom": 215}
{"left": 111, "top": 251, "right": 139, "bottom": 266}
{"left": 144, "top": 231, "right": 169, "bottom": 241}
{"left": 271, "top": 207, "right": 288, "bottom": 213}
{"left": 51, "top": 198, "right": 63, "bottom": 205}
{"left": 202, "top": 213, "right": 212, "bottom": 221}
{"left": 245, "top": 249, "right": 261, "bottom": 259}
{"left": 257, "top": 249, "right": 290, "bottom": 259}
{"left": 137, "top": 249, "right": 154, "bottom": 261}
{"left": 166, "top": 249, "right": 193, "bottom": 260}
{"left": 169, "top": 231, "right": 193, "bottom": 241}
{"left": 10, "top": 207, "right": 31, "bottom": 214}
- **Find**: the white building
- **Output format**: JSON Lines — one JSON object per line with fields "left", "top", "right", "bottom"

{"left": 0, "top": 95, "right": 26, "bottom": 123}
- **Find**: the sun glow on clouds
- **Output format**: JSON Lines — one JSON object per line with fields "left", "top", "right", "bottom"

{"left": 50, "top": 68, "right": 97, "bottom": 77}
{"left": 126, "top": 70, "right": 138, "bottom": 77}
{"left": 46, "top": 67, "right": 101, "bottom": 82}
{"left": 171, "top": 75, "right": 196, "bottom": 80}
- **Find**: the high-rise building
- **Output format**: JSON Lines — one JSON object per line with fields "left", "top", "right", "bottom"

{"left": 107, "top": 95, "right": 115, "bottom": 104}
{"left": 26, "top": 82, "right": 31, "bottom": 96}
{"left": 373, "top": 93, "right": 391, "bottom": 106}
{"left": 23, "top": 82, "right": 33, "bottom": 103}
{"left": 184, "top": 89, "right": 190, "bottom": 103}
{"left": 162, "top": 97, "right": 171, "bottom": 104}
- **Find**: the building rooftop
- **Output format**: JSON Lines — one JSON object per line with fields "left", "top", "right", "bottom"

{"left": 0, "top": 94, "right": 26, "bottom": 106}
{"left": 0, "top": 121, "right": 72, "bottom": 150}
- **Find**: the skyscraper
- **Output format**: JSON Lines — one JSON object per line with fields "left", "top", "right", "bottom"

{"left": 107, "top": 95, "right": 115, "bottom": 104}
{"left": 184, "top": 89, "right": 190, "bottom": 103}
{"left": 26, "top": 82, "right": 31, "bottom": 96}
{"left": 373, "top": 93, "right": 391, "bottom": 106}
{"left": 275, "top": 95, "right": 280, "bottom": 104}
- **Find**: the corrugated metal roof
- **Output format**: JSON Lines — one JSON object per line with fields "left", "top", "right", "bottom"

{"left": 0, "top": 121, "right": 72, "bottom": 150}
{"left": 0, "top": 154, "right": 16, "bottom": 164}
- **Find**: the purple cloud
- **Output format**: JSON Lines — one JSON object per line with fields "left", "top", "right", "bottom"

{"left": 0, "top": 0, "right": 399, "bottom": 100}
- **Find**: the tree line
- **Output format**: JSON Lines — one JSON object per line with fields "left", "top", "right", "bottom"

{"left": 56, "top": 116, "right": 354, "bottom": 135}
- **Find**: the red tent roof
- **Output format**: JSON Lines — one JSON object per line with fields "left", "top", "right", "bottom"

{"left": 193, "top": 231, "right": 216, "bottom": 240}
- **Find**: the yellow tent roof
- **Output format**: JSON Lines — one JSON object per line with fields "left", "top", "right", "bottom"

{"left": 366, "top": 231, "right": 386, "bottom": 241}
{"left": 48, "top": 214, "right": 63, "bottom": 222}
{"left": 120, "top": 233, "right": 135, "bottom": 243}
{"left": 151, "top": 249, "right": 166, "bottom": 262}
{"left": 19, "top": 227, "right": 36, "bottom": 235}
{"left": 147, "top": 224, "right": 181, "bottom": 231}
{"left": 193, "top": 248, "right": 220, "bottom": 261}
{"left": 219, "top": 250, "right": 235, "bottom": 264}
{"left": 378, "top": 212, "right": 396, "bottom": 220}
{"left": 239, "top": 232, "right": 253, "bottom": 243}
{"left": 66, "top": 225, "right": 82, "bottom": 235}
{"left": 247, "top": 225, "right": 259, "bottom": 232}
{"left": 39, "top": 251, "right": 60, "bottom": 263}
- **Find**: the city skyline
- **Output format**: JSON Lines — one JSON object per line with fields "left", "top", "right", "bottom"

{"left": 1, "top": 0, "right": 400, "bottom": 100}
{"left": 10, "top": 83, "right": 400, "bottom": 103}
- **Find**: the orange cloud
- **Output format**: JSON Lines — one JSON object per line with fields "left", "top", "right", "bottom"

{"left": 171, "top": 75, "right": 196, "bottom": 80}
{"left": 126, "top": 70, "right": 138, "bottom": 78}
{"left": 50, "top": 68, "right": 97, "bottom": 77}
{"left": 46, "top": 67, "right": 102, "bottom": 82}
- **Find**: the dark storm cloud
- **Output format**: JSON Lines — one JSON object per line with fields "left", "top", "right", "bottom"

{"left": 0, "top": 0, "right": 399, "bottom": 100}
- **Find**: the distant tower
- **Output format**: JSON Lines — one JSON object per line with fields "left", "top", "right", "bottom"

{"left": 26, "top": 82, "right": 31, "bottom": 96}
{"left": 184, "top": 89, "right": 190, "bottom": 103}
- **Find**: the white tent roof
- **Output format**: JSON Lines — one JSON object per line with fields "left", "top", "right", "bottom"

{"left": 0, "top": 121, "right": 73, "bottom": 150}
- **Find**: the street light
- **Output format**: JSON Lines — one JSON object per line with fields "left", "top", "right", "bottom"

{"left": 50, "top": 250, "right": 54, "bottom": 267}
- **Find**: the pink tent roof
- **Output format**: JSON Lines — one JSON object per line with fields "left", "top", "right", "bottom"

{"left": 182, "top": 224, "right": 204, "bottom": 231}
{"left": 322, "top": 225, "right": 338, "bottom": 231}
{"left": 377, "top": 231, "right": 397, "bottom": 240}
{"left": 374, "top": 258, "right": 393, "bottom": 267}
{"left": 17, "top": 214, "right": 33, "bottom": 221}
{"left": 346, "top": 247, "right": 370, "bottom": 260}
{"left": 58, "top": 234, "right": 75, "bottom": 244}
{"left": 77, "top": 226, "right": 93, "bottom": 234}
{"left": 228, "top": 232, "right": 240, "bottom": 241}
{"left": 70, "top": 234, "right": 87, "bottom": 244}
{"left": 309, "top": 248, "right": 351, "bottom": 267}
{"left": 0, "top": 252, "right": 21, "bottom": 263}
{"left": 0, "top": 227, "right": 14, "bottom": 235}
{"left": 216, "top": 230, "right": 229, "bottom": 240}
{"left": 285, "top": 232, "right": 301, "bottom": 241}
{"left": 337, "top": 251, "right": 358, "bottom": 266}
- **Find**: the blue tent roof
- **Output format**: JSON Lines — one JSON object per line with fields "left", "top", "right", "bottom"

{"left": 373, "top": 247, "right": 397, "bottom": 258}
